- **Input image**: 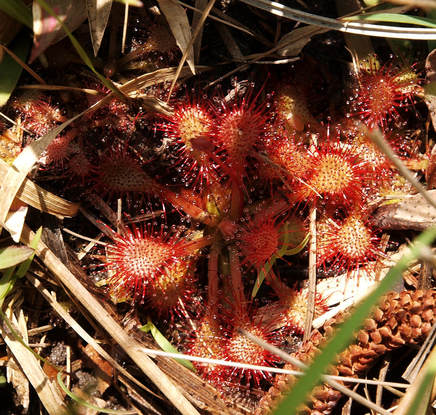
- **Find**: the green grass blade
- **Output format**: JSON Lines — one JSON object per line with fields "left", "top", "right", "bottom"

{"left": 252, "top": 231, "right": 310, "bottom": 298}
{"left": 252, "top": 257, "right": 275, "bottom": 298}
{"left": 0, "top": 267, "right": 16, "bottom": 307}
{"left": 15, "top": 227, "right": 42, "bottom": 279}
{"left": 273, "top": 227, "right": 436, "bottom": 415}
{"left": 0, "top": 0, "right": 32, "bottom": 28}
{"left": 0, "top": 33, "right": 31, "bottom": 107}
{"left": 344, "top": 13, "right": 436, "bottom": 29}
{"left": 140, "top": 320, "right": 194, "bottom": 370}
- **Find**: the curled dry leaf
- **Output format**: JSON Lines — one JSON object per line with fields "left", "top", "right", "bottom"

{"left": 31, "top": 0, "right": 87, "bottom": 62}
{"left": 87, "top": 0, "right": 113, "bottom": 56}
{"left": 371, "top": 190, "right": 436, "bottom": 231}
{"left": 426, "top": 143, "right": 436, "bottom": 190}
{"left": 275, "top": 25, "right": 329, "bottom": 57}
{"left": 424, "top": 48, "right": 436, "bottom": 132}
{"left": 156, "top": 0, "right": 195, "bottom": 74}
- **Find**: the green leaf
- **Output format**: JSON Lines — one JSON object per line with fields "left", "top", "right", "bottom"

{"left": 140, "top": 319, "right": 194, "bottom": 370}
{"left": 0, "top": 0, "right": 32, "bottom": 28}
{"left": 0, "top": 228, "right": 40, "bottom": 305}
{"left": 252, "top": 227, "right": 310, "bottom": 298}
{"left": 15, "top": 227, "right": 42, "bottom": 279}
{"left": 0, "top": 267, "right": 16, "bottom": 307}
{"left": 0, "top": 33, "right": 31, "bottom": 107}
{"left": 344, "top": 13, "right": 436, "bottom": 29}
{"left": 280, "top": 232, "right": 310, "bottom": 257}
{"left": 0, "top": 245, "right": 33, "bottom": 269}
{"left": 57, "top": 372, "right": 135, "bottom": 414}
{"left": 274, "top": 227, "right": 436, "bottom": 415}
{"left": 252, "top": 256, "right": 275, "bottom": 298}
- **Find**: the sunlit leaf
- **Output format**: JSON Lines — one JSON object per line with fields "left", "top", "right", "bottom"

{"left": 0, "top": 245, "right": 33, "bottom": 269}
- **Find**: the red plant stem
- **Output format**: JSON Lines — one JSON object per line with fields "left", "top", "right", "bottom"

{"left": 266, "top": 270, "right": 290, "bottom": 298}
{"left": 230, "top": 178, "right": 244, "bottom": 220}
{"left": 160, "top": 188, "right": 214, "bottom": 226}
{"left": 180, "top": 234, "right": 215, "bottom": 255}
{"left": 304, "top": 205, "right": 317, "bottom": 342}
{"left": 207, "top": 243, "right": 220, "bottom": 309}
{"left": 229, "top": 246, "right": 246, "bottom": 310}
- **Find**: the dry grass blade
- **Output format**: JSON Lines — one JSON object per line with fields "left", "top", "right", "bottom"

{"left": 0, "top": 124, "right": 74, "bottom": 226}
{"left": 6, "top": 303, "right": 29, "bottom": 412}
{"left": 87, "top": 0, "right": 113, "bottom": 56}
{"left": 177, "top": 0, "right": 256, "bottom": 37}
{"left": 120, "top": 66, "right": 199, "bottom": 94}
{"left": 19, "top": 84, "right": 102, "bottom": 94}
{"left": 19, "top": 224, "right": 201, "bottom": 415}
{"left": 193, "top": 0, "right": 207, "bottom": 62}
{"left": 239, "top": 0, "right": 436, "bottom": 39}
{"left": 0, "top": 159, "right": 79, "bottom": 218}
{"left": 157, "top": 0, "right": 195, "bottom": 74}
{"left": 15, "top": 179, "right": 79, "bottom": 217}
{"left": 0, "top": 303, "right": 66, "bottom": 415}
{"left": 369, "top": 129, "right": 436, "bottom": 211}
{"left": 403, "top": 322, "right": 436, "bottom": 382}
{"left": 392, "top": 342, "right": 436, "bottom": 415}
{"left": 121, "top": 1, "right": 129, "bottom": 54}
{"left": 275, "top": 25, "right": 329, "bottom": 57}
{"left": 26, "top": 273, "right": 155, "bottom": 395}
{"left": 167, "top": 0, "right": 216, "bottom": 99}
{"left": 0, "top": 43, "right": 46, "bottom": 85}
{"left": 141, "top": 347, "right": 411, "bottom": 389}
{"left": 303, "top": 206, "right": 317, "bottom": 341}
